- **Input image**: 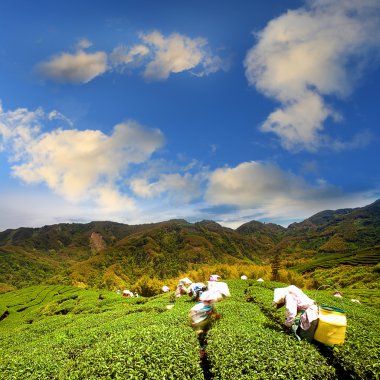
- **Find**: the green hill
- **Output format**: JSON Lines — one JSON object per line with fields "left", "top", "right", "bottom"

{"left": 0, "top": 219, "right": 272, "bottom": 291}
{"left": 285, "top": 199, "right": 380, "bottom": 251}
{"left": 1, "top": 200, "right": 379, "bottom": 292}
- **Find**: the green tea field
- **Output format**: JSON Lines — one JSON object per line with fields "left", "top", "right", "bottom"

{"left": 0, "top": 281, "right": 379, "bottom": 379}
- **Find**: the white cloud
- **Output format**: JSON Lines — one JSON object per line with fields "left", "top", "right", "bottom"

{"left": 37, "top": 31, "right": 226, "bottom": 84}
{"left": 245, "top": 0, "right": 380, "bottom": 151}
{"left": 48, "top": 110, "right": 74, "bottom": 127}
{"left": 37, "top": 49, "right": 107, "bottom": 84}
{"left": 75, "top": 38, "right": 92, "bottom": 50}
{"left": 141, "top": 31, "right": 225, "bottom": 80}
{"left": 128, "top": 157, "right": 208, "bottom": 205}
{"left": 0, "top": 101, "right": 43, "bottom": 155}
{"left": 110, "top": 44, "right": 150, "bottom": 69}
{"left": 130, "top": 172, "right": 203, "bottom": 204}
{"left": 0, "top": 103, "right": 164, "bottom": 210}
{"left": 96, "top": 185, "right": 135, "bottom": 211}
{"left": 205, "top": 161, "right": 323, "bottom": 205}
{"left": 12, "top": 122, "right": 164, "bottom": 203}
{"left": 204, "top": 161, "right": 371, "bottom": 224}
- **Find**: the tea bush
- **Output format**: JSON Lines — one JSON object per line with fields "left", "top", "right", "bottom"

{"left": 1, "top": 281, "right": 379, "bottom": 379}
{"left": 207, "top": 281, "right": 336, "bottom": 379}
{"left": 244, "top": 281, "right": 380, "bottom": 379}
{"left": 0, "top": 286, "right": 203, "bottom": 379}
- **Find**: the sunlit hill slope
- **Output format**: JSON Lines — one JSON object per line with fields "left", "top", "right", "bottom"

{"left": 1, "top": 200, "right": 379, "bottom": 293}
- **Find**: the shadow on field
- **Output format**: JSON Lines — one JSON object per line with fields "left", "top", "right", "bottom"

{"left": 197, "top": 333, "right": 214, "bottom": 380}
{"left": 0, "top": 310, "right": 9, "bottom": 322}
{"left": 314, "top": 342, "right": 356, "bottom": 380}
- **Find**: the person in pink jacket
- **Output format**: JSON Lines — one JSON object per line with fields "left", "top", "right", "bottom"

{"left": 273, "top": 285, "right": 319, "bottom": 341}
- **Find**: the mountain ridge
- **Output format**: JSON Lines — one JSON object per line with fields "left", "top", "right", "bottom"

{"left": 1, "top": 199, "right": 379, "bottom": 291}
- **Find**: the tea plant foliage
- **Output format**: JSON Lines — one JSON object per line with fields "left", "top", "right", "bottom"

{"left": 0, "top": 281, "right": 379, "bottom": 379}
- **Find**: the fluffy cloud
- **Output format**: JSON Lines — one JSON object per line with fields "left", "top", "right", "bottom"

{"left": 244, "top": 0, "right": 380, "bottom": 151}
{"left": 110, "top": 44, "right": 150, "bottom": 69}
{"left": 0, "top": 102, "right": 43, "bottom": 155}
{"left": 13, "top": 122, "right": 164, "bottom": 203}
{"left": 204, "top": 161, "right": 370, "bottom": 224}
{"left": 130, "top": 172, "right": 203, "bottom": 204}
{"left": 0, "top": 104, "right": 164, "bottom": 210}
{"left": 37, "top": 31, "right": 225, "bottom": 84}
{"left": 126, "top": 157, "right": 207, "bottom": 205}
{"left": 37, "top": 44, "right": 107, "bottom": 84}
{"left": 140, "top": 31, "right": 224, "bottom": 80}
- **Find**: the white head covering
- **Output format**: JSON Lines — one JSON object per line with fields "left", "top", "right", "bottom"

{"left": 199, "top": 290, "right": 223, "bottom": 303}
{"left": 162, "top": 285, "right": 170, "bottom": 293}
{"left": 273, "top": 287, "right": 289, "bottom": 305}
{"left": 179, "top": 277, "right": 192, "bottom": 285}
{"left": 207, "top": 281, "right": 230, "bottom": 297}
{"left": 273, "top": 285, "right": 314, "bottom": 306}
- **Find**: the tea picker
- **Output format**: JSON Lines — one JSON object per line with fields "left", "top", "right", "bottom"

{"left": 189, "top": 290, "right": 223, "bottom": 349}
{"left": 272, "top": 285, "right": 319, "bottom": 342}
{"left": 189, "top": 283, "right": 230, "bottom": 348}
{"left": 209, "top": 274, "right": 221, "bottom": 282}
{"left": 187, "top": 282, "right": 207, "bottom": 301}
{"left": 175, "top": 277, "right": 192, "bottom": 297}
{"left": 273, "top": 285, "right": 347, "bottom": 345}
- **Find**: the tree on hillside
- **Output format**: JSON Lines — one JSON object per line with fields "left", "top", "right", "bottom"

{"left": 271, "top": 253, "right": 281, "bottom": 281}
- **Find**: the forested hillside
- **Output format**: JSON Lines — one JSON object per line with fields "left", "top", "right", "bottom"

{"left": 0, "top": 200, "right": 379, "bottom": 293}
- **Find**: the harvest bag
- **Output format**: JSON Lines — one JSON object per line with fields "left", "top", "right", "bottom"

{"left": 314, "top": 305, "right": 347, "bottom": 345}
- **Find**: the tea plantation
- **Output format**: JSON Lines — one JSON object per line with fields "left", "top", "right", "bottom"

{"left": 0, "top": 281, "right": 379, "bottom": 379}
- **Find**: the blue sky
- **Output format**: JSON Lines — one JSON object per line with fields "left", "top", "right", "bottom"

{"left": 1, "top": 0, "right": 380, "bottom": 231}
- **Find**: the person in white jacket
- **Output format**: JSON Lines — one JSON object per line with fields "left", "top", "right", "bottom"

{"left": 187, "top": 282, "right": 207, "bottom": 301}
{"left": 273, "top": 285, "right": 319, "bottom": 341}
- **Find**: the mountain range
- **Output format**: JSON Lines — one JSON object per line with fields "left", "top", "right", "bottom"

{"left": 1, "top": 199, "right": 379, "bottom": 292}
